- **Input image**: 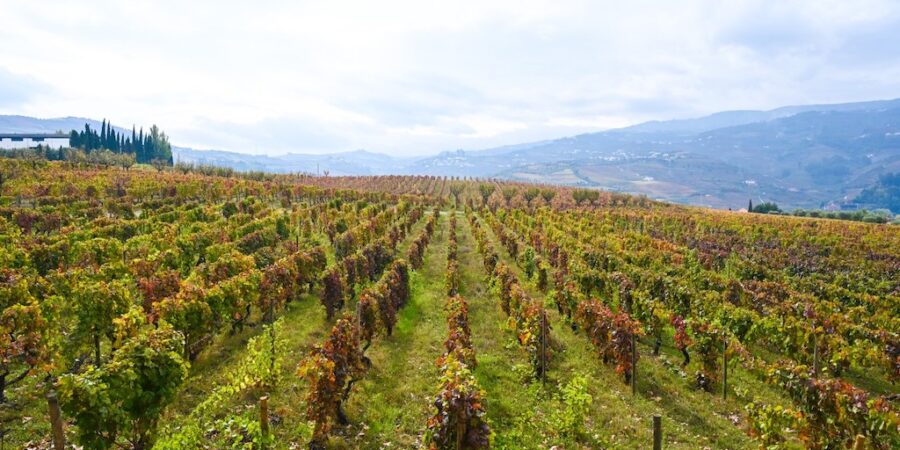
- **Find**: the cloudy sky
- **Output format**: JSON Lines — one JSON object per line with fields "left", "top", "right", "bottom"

{"left": 1, "top": 0, "right": 899, "bottom": 156}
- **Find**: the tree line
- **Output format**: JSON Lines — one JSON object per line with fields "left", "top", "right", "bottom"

{"left": 68, "top": 120, "right": 173, "bottom": 165}
{"left": 748, "top": 198, "right": 895, "bottom": 223}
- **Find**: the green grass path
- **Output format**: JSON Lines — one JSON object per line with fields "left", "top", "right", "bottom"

{"left": 342, "top": 210, "right": 449, "bottom": 448}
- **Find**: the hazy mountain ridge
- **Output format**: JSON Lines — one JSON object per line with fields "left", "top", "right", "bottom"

{"left": 0, "top": 115, "right": 130, "bottom": 135}
{"left": 620, "top": 98, "right": 900, "bottom": 134}
{"left": 3, "top": 98, "right": 899, "bottom": 211}
{"left": 407, "top": 99, "right": 900, "bottom": 210}
{"left": 172, "top": 147, "right": 405, "bottom": 176}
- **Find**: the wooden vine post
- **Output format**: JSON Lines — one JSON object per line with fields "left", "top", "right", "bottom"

{"left": 259, "top": 395, "right": 270, "bottom": 436}
{"left": 541, "top": 311, "right": 547, "bottom": 385}
{"left": 631, "top": 333, "right": 637, "bottom": 395}
{"left": 852, "top": 434, "right": 865, "bottom": 450}
{"left": 722, "top": 338, "right": 728, "bottom": 400}
{"left": 812, "top": 332, "right": 819, "bottom": 377}
{"left": 356, "top": 300, "right": 363, "bottom": 347}
{"left": 652, "top": 415, "right": 662, "bottom": 450}
{"left": 268, "top": 322, "right": 277, "bottom": 382}
{"left": 47, "top": 391, "right": 66, "bottom": 450}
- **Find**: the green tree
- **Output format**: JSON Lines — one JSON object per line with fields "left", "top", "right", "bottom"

{"left": 116, "top": 152, "right": 136, "bottom": 170}
{"left": 752, "top": 202, "right": 781, "bottom": 214}
{"left": 145, "top": 124, "right": 172, "bottom": 164}
{"left": 69, "top": 130, "right": 81, "bottom": 148}
{"left": 100, "top": 120, "right": 107, "bottom": 149}
{"left": 151, "top": 158, "right": 168, "bottom": 172}
{"left": 137, "top": 127, "right": 145, "bottom": 162}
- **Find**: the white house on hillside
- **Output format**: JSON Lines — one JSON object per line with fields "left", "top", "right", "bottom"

{"left": 0, "top": 133, "right": 70, "bottom": 150}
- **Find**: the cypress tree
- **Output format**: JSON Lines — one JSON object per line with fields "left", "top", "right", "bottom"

{"left": 145, "top": 134, "right": 153, "bottom": 161}
{"left": 748, "top": 199, "right": 753, "bottom": 213}
{"left": 148, "top": 125, "right": 159, "bottom": 162}
{"left": 83, "top": 124, "right": 92, "bottom": 151}
{"left": 138, "top": 128, "right": 144, "bottom": 161}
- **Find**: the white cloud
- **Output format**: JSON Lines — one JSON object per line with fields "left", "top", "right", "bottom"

{"left": 0, "top": 0, "right": 899, "bottom": 155}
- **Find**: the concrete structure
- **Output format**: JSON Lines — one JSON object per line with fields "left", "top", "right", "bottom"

{"left": 0, "top": 133, "right": 70, "bottom": 150}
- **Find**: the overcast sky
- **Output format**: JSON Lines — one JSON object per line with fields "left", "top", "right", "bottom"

{"left": 1, "top": 0, "right": 899, "bottom": 156}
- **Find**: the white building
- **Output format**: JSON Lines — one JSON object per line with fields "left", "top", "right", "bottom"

{"left": 0, "top": 133, "right": 70, "bottom": 150}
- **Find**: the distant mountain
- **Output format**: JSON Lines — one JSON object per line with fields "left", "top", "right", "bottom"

{"left": 0, "top": 115, "right": 129, "bottom": 135}
{"left": 0, "top": 114, "right": 390, "bottom": 175}
{"left": 4, "top": 99, "right": 900, "bottom": 212}
{"left": 173, "top": 147, "right": 406, "bottom": 176}
{"left": 621, "top": 98, "right": 900, "bottom": 134}
{"left": 407, "top": 99, "right": 900, "bottom": 210}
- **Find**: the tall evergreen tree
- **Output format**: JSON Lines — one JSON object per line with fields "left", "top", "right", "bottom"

{"left": 63, "top": 121, "right": 172, "bottom": 165}
{"left": 69, "top": 130, "right": 80, "bottom": 148}
{"left": 748, "top": 199, "right": 753, "bottom": 212}
{"left": 109, "top": 125, "right": 117, "bottom": 150}
{"left": 144, "top": 134, "right": 152, "bottom": 162}
{"left": 83, "top": 124, "right": 93, "bottom": 151}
